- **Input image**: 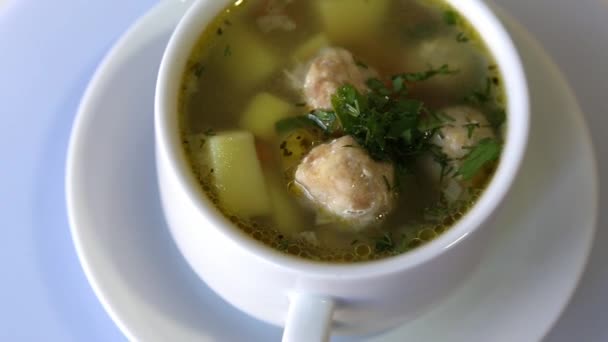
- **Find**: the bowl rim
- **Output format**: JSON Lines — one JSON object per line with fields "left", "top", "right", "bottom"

{"left": 154, "top": 0, "right": 530, "bottom": 280}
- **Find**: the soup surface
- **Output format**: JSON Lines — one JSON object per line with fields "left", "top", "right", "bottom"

{"left": 179, "top": 0, "right": 506, "bottom": 262}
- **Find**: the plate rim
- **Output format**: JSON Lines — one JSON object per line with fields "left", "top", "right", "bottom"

{"left": 65, "top": 2, "right": 188, "bottom": 340}
{"left": 506, "top": 14, "right": 599, "bottom": 342}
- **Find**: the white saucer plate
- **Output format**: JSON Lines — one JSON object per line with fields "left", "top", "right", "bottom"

{"left": 66, "top": 1, "right": 598, "bottom": 341}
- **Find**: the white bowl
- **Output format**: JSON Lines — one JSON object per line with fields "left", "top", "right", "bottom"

{"left": 154, "top": 0, "right": 529, "bottom": 341}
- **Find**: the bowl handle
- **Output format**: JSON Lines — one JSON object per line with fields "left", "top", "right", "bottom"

{"left": 282, "top": 293, "right": 335, "bottom": 342}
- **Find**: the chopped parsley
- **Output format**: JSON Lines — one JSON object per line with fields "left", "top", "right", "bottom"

{"left": 309, "top": 66, "right": 457, "bottom": 169}
{"left": 223, "top": 44, "right": 232, "bottom": 57}
{"left": 393, "top": 64, "right": 458, "bottom": 85}
{"left": 427, "top": 144, "right": 454, "bottom": 185}
{"left": 277, "top": 64, "right": 502, "bottom": 185}
{"left": 457, "top": 138, "right": 501, "bottom": 180}
{"left": 425, "top": 199, "right": 462, "bottom": 222}
{"left": 486, "top": 108, "right": 506, "bottom": 129}
{"left": 374, "top": 233, "right": 395, "bottom": 253}
{"left": 277, "top": 65, "right": 462, "bottom": 181}
{"left": 191, "top": 63, "right": 205, "bottom": 78}
{"left": 277, "top": 238, "right": 289, "bottom": 251}
{"left": 355, "top": 60, "right": 369, "bottom": 69}
{"left": 463, "top": 122, "right": 480, "bottom": 139}
{"left": 275, "top": 116, "right": 317, "bottom": 134}
{"left": 464, "top": 77, "right": 507, "bottom": 129}
{"left": 306, "top": 109, "right": 339, "bottom": 132}
{"left": 443, "top": 10, "right": 459, "bottom": 26}
{"left": 464, "top": 77, "right": 493, "bottom": 105}
{"left": 456, "top": 32, "right": 469, "bottom": 42}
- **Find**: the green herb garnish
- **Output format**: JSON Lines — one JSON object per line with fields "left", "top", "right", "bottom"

{"left": 486, "top": 108, "right": 506, "bottom": 128}
{"left": 456, "top": 32, "right": 469, "bottom": 42}
{"left": 443, "top": 10, "right": 459, "bottom": 26}
{"left": 464, "top": 77, "right": 507, "bottom": 129}
{"left": 307, "top": 109, "right": 339, "bottom": 132}
{"left": 278, "top": 64, "right": 504, "bottom": 188}
{"left": 355, "top": 60, "right": 369, "bottom": 69}
{"left": 224, "top": 44, "right": 232, "bottom": 57}
{"left": 428, "top": 144, "right": 454, "bottom": 185}
{"left": 464, "top": 77, "right": 493, "bottom": 105}
{"left": 286, "top": 66, "right": 459, "bottom": 178}
{"left": 394, "top": 64, "right": 458, "bottom": 84}
{"left": 463, "top": 122, "right": 480, "bottom": 139}
{"left": 374, "top": 233, "right": 395, "bottom": 253}
{"left": 275, "top": 116, "right": 317, "bottom": 134}
{"left": 192, "top": 63, "right": 205, "bottom": 78}
{"left": 366, "top": 78, "right": 391, "bottom": 96}
{"left": 457, "top": 138, "right": 501, "bottom": 180}
{"left": 277, "top": 238, "right": 289, "bottom": 251}
{"left": 418, "top": 110, "right": 449, "bottom": 131}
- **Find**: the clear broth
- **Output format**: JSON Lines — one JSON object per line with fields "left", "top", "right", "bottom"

{"left": 179, "top": 0, "right": 505, "bottom": 262}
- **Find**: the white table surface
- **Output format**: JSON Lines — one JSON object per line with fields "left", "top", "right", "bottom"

{"left": 0, "top": 0, "right": 605, "bottom": 340}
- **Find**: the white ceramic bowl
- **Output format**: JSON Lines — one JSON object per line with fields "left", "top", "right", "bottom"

{"left": 155, "top": 1, "right": 529, "bottom": 341}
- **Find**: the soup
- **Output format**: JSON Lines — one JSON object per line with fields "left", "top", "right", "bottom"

{"left": 179, "top": 0, "right": 506, "bottom": 262}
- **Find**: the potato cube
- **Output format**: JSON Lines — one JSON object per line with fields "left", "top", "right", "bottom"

{"left": 317, "top": 0, "right": 390, "bottom": 43}
{"left": 217, "top": 27, "right": 280, "bottom": 88}
{"left": 239, "top": 92, "right": 294, "bottom": 140}
{"left": 207, "top": 131, "right": 271, "bottom": 217}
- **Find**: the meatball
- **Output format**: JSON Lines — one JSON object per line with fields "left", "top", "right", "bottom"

{"left": 406, "top": 37, "right": 484, "bottom": 97}
{"left": 303, "top": 47, "right": 375, "bottom": 109}
{"left": 432, "top": 106, "right": 494, "bottom": 160}
{"left": 426, "top": 106, "right": 495, "bottom": 202}
{"left": 294, "top": 135, "right": 395, "bottom": 230}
